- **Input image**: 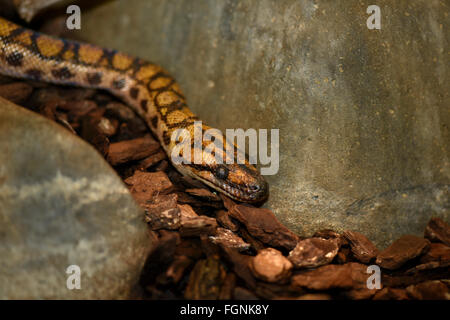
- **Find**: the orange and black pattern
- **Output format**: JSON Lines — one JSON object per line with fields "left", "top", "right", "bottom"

{"left": 0, "top": 17, "right": 268, "bottom": 202}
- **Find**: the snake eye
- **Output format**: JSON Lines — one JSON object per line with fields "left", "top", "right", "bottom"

{"left": 249, "top": 185, "right": 260, "bottom": 192}
{"left": 215, "top": 166, "right": 229, "bottom": 180}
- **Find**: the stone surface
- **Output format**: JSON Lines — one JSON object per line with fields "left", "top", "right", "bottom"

{"left": 250, "top": 248, "right": 293, "bottom": 283}
{"left": 288, "top": 237, "right": 339, "bottom": 268}
{"left": 77, "top": 0, "right": 450, "bottom": 249}
{"left": 0, "top": 98, "right": 154, "bottom": 299}
{"left": 376, "top": 235, "right": 430, "bottom": 270}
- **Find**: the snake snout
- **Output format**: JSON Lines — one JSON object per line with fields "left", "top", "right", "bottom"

{"left": 247, "top": 176, "right": 269, "bottom": 202}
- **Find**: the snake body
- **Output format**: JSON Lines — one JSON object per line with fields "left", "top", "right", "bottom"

{"left": 0, "top": 17, "right": 268, "bottom": 203}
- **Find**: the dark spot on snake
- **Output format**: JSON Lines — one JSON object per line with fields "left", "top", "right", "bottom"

{"left": 215, "top": 166, "right": 229, "bottom": 180}
{"left": 140, "top": 99, "right": 148, "bottom": 112}
{"left": 150, "top": 116, "right": 158, "bottom": 128}
{"left": 87, "top": 72, "right": 102, "bottom": 85}
{"left": 112, "top": 78, "right": 125, "bottom": 89}
{"left": 129, "top": 87, "right": 139, "bottom": 99}
{"left": 25, "top": 68, "right": 43, "bottom": 80}
{"left": 6, "top": 51, "right": 23, "bottom": 66}
{"left": 163, "top": 130, "right": 171, "bottom": 145}
{"left": 52, "top": 67, "right": 74, "bottom": 79}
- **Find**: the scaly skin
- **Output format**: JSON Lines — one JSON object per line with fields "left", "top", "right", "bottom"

{"left": 0, "top": 17, "right": 268, "bottom": 203}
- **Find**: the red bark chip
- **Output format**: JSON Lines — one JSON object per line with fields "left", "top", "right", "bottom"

{"left": 424, "top": 217, "right": 450, "bottom": 246}
{"left": 343, "top": 230, "right": 379, "bottom": 264}
{"left": 376, "top": 235, "right": 430, "bottom": 270}
{"left": 228, "top": 204, "right": 299, "bottom": 250}
{"left": 288, "top": 237, "right": 339, "bottom": 268}
{"left": 107, "top": 135, "right": 160, "bottom": 165}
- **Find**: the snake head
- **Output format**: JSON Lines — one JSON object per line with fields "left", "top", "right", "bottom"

{"left": 179, "top": 162, "right": 269, "bottom": 203}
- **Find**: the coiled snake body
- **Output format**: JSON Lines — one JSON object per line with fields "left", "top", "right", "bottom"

{"left": 0, "top": 17, "right": 268, "bottom": 203}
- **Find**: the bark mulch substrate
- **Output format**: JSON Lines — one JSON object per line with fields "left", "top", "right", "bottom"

{"left": 1, "top": 76, "right": 449, "bottom": 300}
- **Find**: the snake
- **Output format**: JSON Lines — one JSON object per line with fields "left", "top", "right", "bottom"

{"left": 0, "top": 17, "right": 268, "bottom": 203}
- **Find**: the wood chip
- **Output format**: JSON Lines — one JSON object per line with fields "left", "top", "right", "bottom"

{"left": 343, "top": 230, "right": 379, "bottom": 263}
{"left": 124, "top": 170, "right": 174, "bottom": 204}
{"left": 80, "top": 111, "right": 109, "bottom": 157}
{"left": 209, "top": 227, "right": 250, "bottom": 251}
{"left": 165, "top": 255, "right": 194, "bottom": 284}
{"left": 136, "top": 150, "right": 167, "bottom": 170}
{"left": 97, "top": 117, "right": 118, "bottom": 136}
{"left": 233, "top": 287, "right": 259, "bottom": 300}
{"left": 221, "top": 247, "right": 257, "bottom": 289}
{"left": 376, "top": 235, "right": 430, "bottom": 270}
{"left": 288, "top": 237, "right": 339, "bottom": 268}
{"left": 250, "top": 248, "right": 293, "bottom": 283}
{"left": 179, "top": 204, "right": 218, "bottom": 237}
{"left": 140, "top": 231, "right": 179, "bottom": 284}
{"left": 184, "top": 257, "right": 226, "bottom": 299}
{"left": 372, "top": 287, "right": 410, "bottom": 300}
{"left": 406, "top": 280, "right": 450, "bottom": 300}
{"left": 63, "top": 99, "right": 97, "bottom": 123}
{"left": 424, "top": 217, "right": 450, "bottom": 246}
{"left": 175, "top": 239, "right": 203, "bottom": 260}
{"left": 419, "top": 242, "right": 450, "bottom": 264}
{"left": 215, "top": 210, "right": 239, "bottom": 232}
{"left": 107, "top": 135, "right": 160, "bottom": 165}
{"left": 0, "top": 82, "right": 33, "bottom": 104}
{"left": 228, "top": 204, "right": 299, "bottom": 250}
{"left": 291, "top": 262, "right": 376, "bottom": 293}
{"left": 143, "top": 194, "right": 181, "bottom": 230}
{"left": 219, "top": 273, "right": 236, "bottom": 300}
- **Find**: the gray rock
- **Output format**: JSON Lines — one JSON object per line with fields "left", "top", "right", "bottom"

{"left": 73, "top": 0, "right": 449, "bottom": 248}
{"left": 0, "top": 98, "right": 155, "bottom": 299}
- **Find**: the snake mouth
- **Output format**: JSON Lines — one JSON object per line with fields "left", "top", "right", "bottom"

{"left": 175, "top": 163, "right": 269, "bottom": 203}
{"left": 216, "top": 177, "right": 269, "bottom": 203}
{"left": 191, "top": 170, "right": 269, "bottom": 203}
